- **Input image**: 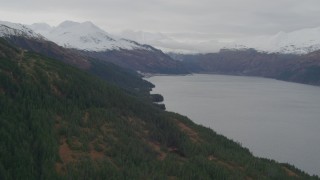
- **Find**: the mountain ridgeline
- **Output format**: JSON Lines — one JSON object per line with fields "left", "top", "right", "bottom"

{"left": 1, "top": 35, "right": 318, "bottom": 179}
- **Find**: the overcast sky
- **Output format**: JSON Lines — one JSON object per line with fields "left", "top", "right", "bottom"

{"left": 1, "top": 0, "right": 320, "bottom": 51}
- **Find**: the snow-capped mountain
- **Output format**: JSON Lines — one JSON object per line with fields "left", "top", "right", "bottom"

{"left": 0, "top": 20, "right": 187, "bottom": 73}
{"left": 0, "top": 20, "right": 92, "bottom": 69}
{"left": 29, "top": 21, "right": 152, "bottom": 52}
{"left": 0, "top": 21, "right": 44, "bottom": 40}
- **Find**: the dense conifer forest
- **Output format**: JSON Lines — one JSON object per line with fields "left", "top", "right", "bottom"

{"left": 0, "top": 38, "right": 318, "bottom": 179}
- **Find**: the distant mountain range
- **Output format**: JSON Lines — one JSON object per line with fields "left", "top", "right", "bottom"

{"left": 1, "top": 20, "right": 319, "bottom": 85}
{"left": 118, "top": 27, "right": 320, "bottom": 55}
{"left": 3, "top": 20, "right": 320, "bottom": 55}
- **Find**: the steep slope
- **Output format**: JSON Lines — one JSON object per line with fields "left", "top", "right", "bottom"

{"left": 0, "top": 21, "right": 90, "bottom": 69}
{"left": 30, "top": 21, "right": 188, "bottom": 74}
{"left": 0, "top": 38, "right": 317, "bottom": 179}
{"left": 279, "top": 49, "right": 320, "bottom": 84}
{"left": 5, "top": 36, "right": 91, "bottom": 69}
{"left": 0, "top": 21, "right": 44, "bottom": 40}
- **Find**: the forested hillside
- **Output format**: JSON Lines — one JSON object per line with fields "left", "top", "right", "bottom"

{"left": 0, "top": 38, "right": 318, "bottom": 179}
{"left": 4, "top": 36, "right": 154, "bottom": 97}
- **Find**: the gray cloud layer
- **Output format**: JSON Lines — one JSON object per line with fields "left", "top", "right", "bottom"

{"left": 1, "top": 0, "right": 320, "bottom": 43}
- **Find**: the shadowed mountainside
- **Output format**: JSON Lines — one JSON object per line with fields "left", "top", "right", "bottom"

{"left": 170, "top": 49, "right": 320, "bottom": 85}
{"left": 78, "top": 46, "right": 189, "bottom": 74}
